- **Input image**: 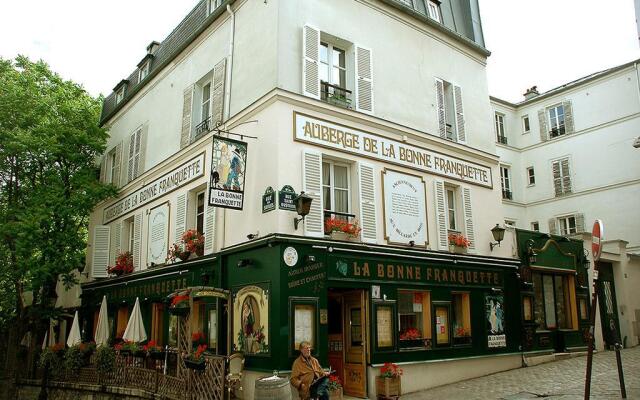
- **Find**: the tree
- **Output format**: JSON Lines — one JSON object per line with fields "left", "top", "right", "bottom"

{"left": 0, "top": 56, "right": 115, "bottom": 343}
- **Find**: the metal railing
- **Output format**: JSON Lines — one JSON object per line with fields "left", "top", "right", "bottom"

{"left": 321, "top": 81, "right": 352, "bottom": 109}
{"left": 502, "top": 189, "right": 513, "bottom": 200}
{"left": 497, "top": 135, "right": 508, "bottom": 145}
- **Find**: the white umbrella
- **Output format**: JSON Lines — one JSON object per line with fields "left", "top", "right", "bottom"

{"left": 42, "top": 332, "right": 48, "bottom": 350}
{"left": 66, "top": 310, "right": 82, "bottom": 347}
{"left": 123, "top": 297, "right": 147, "bottom": 343}
{"left": 94, "top": 295, "right": 110, "bottom": 346}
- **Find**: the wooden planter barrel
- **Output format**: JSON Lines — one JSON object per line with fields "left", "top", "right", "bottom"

{"left": 254, "top": 375, "right": 291, "bottom": 400}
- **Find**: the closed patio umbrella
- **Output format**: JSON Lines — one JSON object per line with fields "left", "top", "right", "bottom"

{"left": 123, "top": 297, "right": 147, "bottom": 343}
{"left": 66, "top": 310, "right": 82, "bottom": 347}
{"left": 41, "top": 332, "right": 48, "bottom": 350}
{"left": 94, "top": 295, "right": 110, "bottom": 346}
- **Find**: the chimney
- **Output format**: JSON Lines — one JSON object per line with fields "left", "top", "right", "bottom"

{"left": 146, "top": 41, "right": 160, "bottom": 55}
{"left": 523, "top": 86, "right": 539, "bottom": 101}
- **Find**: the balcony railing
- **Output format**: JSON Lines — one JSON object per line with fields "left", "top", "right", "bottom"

{"left": 497, "top": 135, "right": 508, "bottom": 145}
{"left": 549, "top": 126, "right": 566, "bottom": 138}
{"left": 321, "top": 81, "right": 352, "bottom": 109}
{"left": 194, "top": 116, "right": 213, "bottom": 139}
{"left": 502, "top": 189, "right": 513, "bottom": 200}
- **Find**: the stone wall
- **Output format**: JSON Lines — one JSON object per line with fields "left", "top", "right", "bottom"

{"left": 15, "top": 380, "right": 155, "bottom": 400}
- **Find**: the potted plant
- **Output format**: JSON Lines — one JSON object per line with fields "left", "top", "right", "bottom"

{"left": 64, "top": 344, "right": 85, "bottom": 373}
{"left": 453, "top": 326, "right": 472, "bottom": 346}
{"left": 168, "top": 291, "right": 191, "bottom": 316}
{"left": 167, "top": 243, "right": 191, "bottom": 263}
{"left": 376, "top": 362, "right": 403, "bottom": 397}
{"left": 143, "top": 340, "right": 165, "bottom": 360}
{"left": 78, "top": 342, "right": 96, "bottom": 364}
{"left": 96, "top": 345, "right": 116, "bottom": 374}
{"left": 184, "top": 344, "right": 207, "bottom": 371}
{"left": 399, "top": 327, "right": 423, "bottom": 348}
{"left": 325, "top": 218, "right": 361, "bottom": 241}
{"left": 448, "top": 233, "right": 470, "bottom": 254}
{"left": 108, "top": 251, "right": 134, "bottom": 276}
{"left": 191, "top": 331, "right": 206, "bottom": 346}
{"left": 39, "top": 343, "right": 64, "bottom": 376}
{"left": 182, "top": 229, "right": 205, "bottom": 257}
{"left": 327, "top": 374, "right": 343, "bottom": 400}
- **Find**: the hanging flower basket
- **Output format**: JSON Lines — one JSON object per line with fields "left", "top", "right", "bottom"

{"left": 184, "top": 358, "right": 206, "bottom": 370}
{"left": 168, "top": 292, "right": 191, "bottom": 315}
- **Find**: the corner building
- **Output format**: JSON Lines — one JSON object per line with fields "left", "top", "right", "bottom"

{"left": 84, "top": 0, "right": 529, "bottom": 397}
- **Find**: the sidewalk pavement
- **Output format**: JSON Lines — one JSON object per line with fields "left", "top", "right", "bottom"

{"left": 400, "top": 346, "right": 639, "bottom": 399}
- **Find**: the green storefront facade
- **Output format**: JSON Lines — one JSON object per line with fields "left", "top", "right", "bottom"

{"left": 79, "top": 231, "right": 590, "bottom": 397}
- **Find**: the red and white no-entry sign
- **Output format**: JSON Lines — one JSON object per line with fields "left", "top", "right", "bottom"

{"left": 592, "top": 219, "right": 603, "bottom": 262}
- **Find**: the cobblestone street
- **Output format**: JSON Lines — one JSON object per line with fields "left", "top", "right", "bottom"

{"left": 401, "top": 347, "right": 639, "bottom": 399}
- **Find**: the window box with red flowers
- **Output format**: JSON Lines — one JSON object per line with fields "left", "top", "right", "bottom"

{"left": 448, "top": 232, "right": 470, "bottom": 254}
{"left": 327, "top": 374, "right": 343, "bottom": 400}
{"left": 168, "top": 291, "right": 191, "bottom": 316}
{"left": 184, "top": 344, "right": 207, "bottom": 371}
{"left": 376, "top": 362, "right": 402, "bottom": 397}
{"left": 325, "top": 218, "right": 361, "bottom": 241}
{"left": 167, "top": 229, "right": 205, "bottom": 262}
{"left": 108, "top": 251, "right": 134, "bottom": 276}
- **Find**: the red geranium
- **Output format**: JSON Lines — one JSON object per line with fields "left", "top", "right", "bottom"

{"left": 448, "top": 232, "right": 471, "bottom": 248}
{"left": 108, "top": 251, "right": 134, "bottom": 276}
{"left": 171, "top": 294, "right": 189, "bottom": 307}
{"left": 380, "top": 362, "right": 403, "bottom": 378}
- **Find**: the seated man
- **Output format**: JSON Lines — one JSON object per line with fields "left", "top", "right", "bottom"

{"left": 290, "top": 341, "right": 329, "bottom": 400}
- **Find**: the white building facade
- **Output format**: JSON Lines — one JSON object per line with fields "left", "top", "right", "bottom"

{"left": 491, "top": 60, "right": 640, "bottom": 350}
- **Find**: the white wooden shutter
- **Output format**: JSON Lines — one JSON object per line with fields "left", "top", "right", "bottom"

{"left": 181, "top": 86, "right": 194, "bottom": 149}
{"left": 575, "top": 213, "right": 585, "bottom": 233}
{"left": 461, "top": 187, "right": 475, "bottom": 251}
{"left": 548, "top": 218, "right": 558, "bottom": 235}
{"left": 357, "top": 162, "right": 377, "bottom": 243}
{"left": 433, "top": 179, "right": 448, "bottom": 250}
{"left": 92, "top": 225, "right": 111, "bottom": 278}
{"left": 560, "top": 158, "right": 571, "bottom": 194}
{"left": 453, "top": 85, "right": 466, "bottom": 143}
{"left": 538, "top": 109, "right": 548, "bottom": 142}
{"left": 204, "top": 203, "right": 216, "bottom": 254}
{"left": 355, "top": 45, "right": 374, "bottom": 114}
{"left": 113, "top": 141, "right": 123, "bottom": 187}
{"left": 212, "top": 58, "right": 226, "bottom": 127}
{"left": 435, "top": 79, "right": 446, "bottom": 139}
{"left": 174, "top": 193, "right": 187, "bottom": 244}
{"left": 127, "top": 131, "right": 136, "bottom": 183}
{"left": 302, "top": 25, "right": 320, "bottom": 99}
{"left": 110, "top": 221, "right": 122, "bottom": 264}
{"left": 137, "top": 125, "right": 148, "bottom": 177}
{"left": 302, "top": 149, "right": 324, "bottom": 237}
{"left": 552, "top": 160, "right": 562, "bottom": 197}
{"left": 563, "top": 100, "right": 574, "bottom": 134}
{"left": 133, "top": 213, "right": 142, "bottom": 271}
{"left": 99, "top": 156, "right": 107, "bottom": 184}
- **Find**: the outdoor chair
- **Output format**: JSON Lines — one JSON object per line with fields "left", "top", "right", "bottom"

{"left": 226, "top": 352, "right": 245, "bottom": 399}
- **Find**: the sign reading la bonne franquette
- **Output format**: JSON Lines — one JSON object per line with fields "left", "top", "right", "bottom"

{"left": 103, "top": 153, "right": 205, "bottom": 224}
{"left": 294, "top": 113, "right": 492, "bottom": 188}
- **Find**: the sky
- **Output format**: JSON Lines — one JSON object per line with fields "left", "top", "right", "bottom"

{"left": 1, "top": 0, "right": 639, "bottom": 103}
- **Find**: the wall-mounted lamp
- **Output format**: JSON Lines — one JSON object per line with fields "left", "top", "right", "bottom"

{"left": 293, "top": 191, "right": 313, "bottom": 230}
{"left": 526, "top": 239, "right": 537, "bottom": 265}
{"left": 582, "top": 249, "right": 591, "bottom": 270}
{"left": 489, "top": 224, "right": 506, "bottom": 251}
{"left": 237, "top": 259, "right": 254, "bottom": 268}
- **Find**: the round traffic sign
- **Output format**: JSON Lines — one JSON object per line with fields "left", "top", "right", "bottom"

{"left": 592, "top": 220, "right": 603, "bottom": 262}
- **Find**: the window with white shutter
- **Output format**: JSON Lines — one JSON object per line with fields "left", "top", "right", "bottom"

{"left": 110, "top": 221, "right": 122, "bottom": 265}
{"left": 357, "top": 162, "right": 377, "bottom": 243}
{"left": 500, "top": 165, "right": 512, "bottom": 200}
{"left": 355, "top": 45, "right": 374, "bottom": 114}
{"left": 552, "top": 158, "right": 572, "bottom": 197}
{"left": 212, "top": 58, "right": 226, "bottom": 128}
{"left": 495, "top": 113, "right": 506, "bottom": 144}
{"left": 433, "top": 179, "right": 448, "bottom": 250}
{"left": 302, "top": 149, "right": 324, "bottom": 237}
{"left": 555, "top": 213, "right": 585, "bottom": 236}
{"left": 92, "top": 225, "right": 111, "bottom": 278}
{"left": 435, "top": 78, "right": 464, "bottom": 142}
{"left": 180, "top": 86, "right": 194, "bottom": 149}
{"left": 461, "top": 188, "right": 475, "bottom": 251}
{"left": 127, "top": 128, "right": 145, "bottom": 183}
{"left": 302, "top": 25, "right": 321, "bottom": 99}
{"left": 132, "top": 213, "right": 142, "bottom": 270}
{"left": 203, "top": 202, "right": 216, "bottom": 254}
{"left": 174, "top": 193, "right": 187, "bottom": 244}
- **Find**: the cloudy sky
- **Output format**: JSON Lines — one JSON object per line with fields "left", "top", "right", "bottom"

{"left": 1, "top": 0, "right": 638, "bottom": 103}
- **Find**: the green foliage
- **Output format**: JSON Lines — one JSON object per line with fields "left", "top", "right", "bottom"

{"left": 0, "top": 55, "right": 116, "bottom": 330}
{"left": 39, "top": 346, "right": 64, "bottom": 374}
{"left": 64, "top": 345, "right": 85, "bottom": 373}
{"left": 95, "top": 345, "right": 116, "bottom": 374}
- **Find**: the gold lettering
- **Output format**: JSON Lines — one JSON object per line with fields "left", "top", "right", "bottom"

{"left": 480, "top": 272, "right": 485, "bottom": 284}
{"left": 377, "top": 264, "right": 385, "bottom": 278}
{"left": 304, "top": 122, "right": 313, "bottom": 137}
{"left": 435, "top": 269, "right": 441, "bottom": 282}
{"left": 415, "top": 266, "right": 421, "bottom": 280}
{"left": 363, "top": 263, "right": 370, "bottom": 277}
{"left": 466, "top": 271, "right": 472, "bottom": 283}
{"left": 321, "top": 125, "right": 329, "bottom": 141}
{"left": 387, "top": 265, "right": 394, "bottom": 279}
{"left": 397, "top": 265, "right": 404, "bottom": 279}
{"left": 407, "top": 266, "right": 413, "bottom": 280}
{"left": 450, "top": 270, "right": 456, "bottom": 283}
{"left": 426, "top": 268, "right": 432, "bottom": 281}
{"left": 354, "top": 262, "right": 361, "bottom": 276}
{"left": 442, "top": 269, "right": 448, "bottom": 282}
{"left": 473, "top": 272, "right": 478, "bottom": 283}
{"left": 458, "top": 271, "right": 465, "bottom": 284}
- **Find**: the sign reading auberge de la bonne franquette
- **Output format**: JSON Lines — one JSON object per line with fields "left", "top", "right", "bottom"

{"left": 294, "top": 113, "right": 492, "bottom": 188}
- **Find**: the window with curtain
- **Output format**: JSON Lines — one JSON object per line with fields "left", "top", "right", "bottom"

{"left": 532, "top": 272, "right": 577, "bottom": 330}
{"left": 322, "top": 161, "right": 351, "bottom": 222}
{"left": 452, "top": 292, "right": 471, "bottom": 345}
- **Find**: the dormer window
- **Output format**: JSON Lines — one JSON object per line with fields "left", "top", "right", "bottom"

{"left": 113, "top": 79, "right": 129, "bottom": 105}
{"left": 115, "top": 86, "right": 125, "bottom": 104}
{"left": 427, "top": 1, "right": 442, "bottom": 22}
{"left": 208, "top": 0, "right": 223, "bottom": 15}
{"left": 139, "top": 61, "right": 150, "bottom": 81}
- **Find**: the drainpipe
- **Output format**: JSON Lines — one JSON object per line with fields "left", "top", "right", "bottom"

{"left": 225, "top": 4, "right": 235, "bottom": 121}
